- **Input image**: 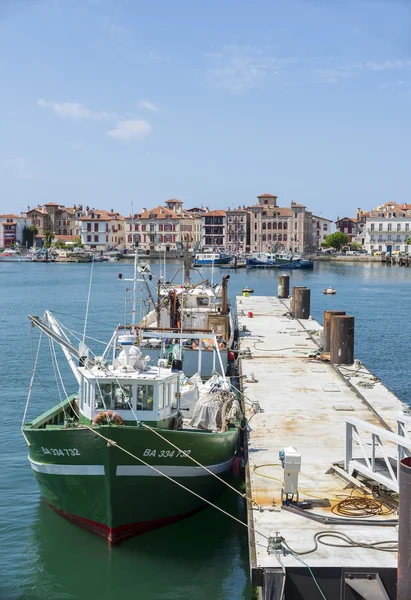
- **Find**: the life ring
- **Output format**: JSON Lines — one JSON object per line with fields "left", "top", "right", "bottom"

{"left": 92, "top": 411, "right": 124, "bottom": 426}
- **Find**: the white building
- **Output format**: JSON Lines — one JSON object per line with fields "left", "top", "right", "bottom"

{"left": 0, "top": 213, "right": 31, "bottom": 247}
{"left": 78, "top": 209, "right": 125, "bottom": 251}
{"left": 311, "top": 214, "right": 333, "bottom": 249}
{"left": 363, "top": 201, "right": 411, "bottom": 254}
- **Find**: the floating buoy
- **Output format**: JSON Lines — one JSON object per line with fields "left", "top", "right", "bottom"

{"left": 323, "top": 287, "right": 336, "bottom": 295}
{"left": 248, "top": 311, "right": 253, "bottom": 318}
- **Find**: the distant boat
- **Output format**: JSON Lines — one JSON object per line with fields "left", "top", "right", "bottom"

{"left": 192, "top": 252, "right": 231, "bottom": 266}
{"left": 0, "top": 250, "right": 31, "bottom": 262}
{"left": 323, "top": 287, "right": 336, "bottom": 295}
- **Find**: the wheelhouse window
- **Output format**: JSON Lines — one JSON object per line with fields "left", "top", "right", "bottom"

{"left": 197, "top": 297, "right": 209, "bottom": 307}
{"left": 96, "top": 384, "right": 132, "bottom": 410}
{"left": 136, "top": 384, "right": 154, "bottom": 410}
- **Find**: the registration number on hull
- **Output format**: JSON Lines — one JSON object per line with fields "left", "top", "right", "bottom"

{"left": 41, "top": 447, "right": 81, "bottom": 457}
{"left": 143, "top": 449, "right": 191, "bottom": 458}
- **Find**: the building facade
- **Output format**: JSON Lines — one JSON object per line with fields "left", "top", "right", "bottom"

{"left": 226, "top": 208, "right": 250, "bottom": 253}
{"left": 201, "top": 210, "right": 226, "bottom": 250}
{"left": 0, "top": 213, "right": 31, "bottom": 247}
{"left": 248, "top": 194, "right": 292, "bottom": 253}
{"left": 311, "top": 214, "right": 333, "bottom": 249}
{"left": 125, "top": 200, "right": 202, "bottom": 252}
{"left": 362, "top": 202, "right": 411, "bottom": 254}
{"left": 335, "top": 217, "right": 358, "bottom": 243}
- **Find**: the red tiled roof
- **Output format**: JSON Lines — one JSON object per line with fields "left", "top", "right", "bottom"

{"left": 139, "top": 206, "right": 181, "bottom": 219}
{"left": 291, "top": 202, "right": 306, "bottom": 208}
{"left": 203, "top": 210, "right": 226, "bottom": 217}
{"left": 27, "top": 208, "right": 44, "bottom": 214}
{"left": 1, "top": 221, "right": 17, "bottom": 226}
{"left": 0, "top": 214, "right": 22, "bottom": 218}
{"left": 44, "top": 202, "right": 61, "bottom": 206}
{"left": 335, "top": 217, "right": 357, "bottom": 223}
{"left": 165, "top": 198, "right": 183, "bottom": 204}
{"left": 257, "top": 193, "right": 277, "bottom": 198}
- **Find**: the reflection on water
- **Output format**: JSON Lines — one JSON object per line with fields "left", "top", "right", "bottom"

{"left": 1, "top": 260, "right": 411, "bottom": 599}
{"left": 16, "top": 491, "right": 250, "bottom": 600}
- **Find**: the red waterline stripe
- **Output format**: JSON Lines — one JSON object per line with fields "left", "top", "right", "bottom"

{"left": 46, "top": 500, "right": 202, "bottom": 545}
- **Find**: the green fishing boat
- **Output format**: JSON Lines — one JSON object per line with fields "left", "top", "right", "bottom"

{"left": 22, "top": 259, "right": 240, "bottom": 544}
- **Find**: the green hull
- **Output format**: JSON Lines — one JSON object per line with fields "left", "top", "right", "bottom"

{"left": 24, "top": 407, "right": 239, "bottom": 544}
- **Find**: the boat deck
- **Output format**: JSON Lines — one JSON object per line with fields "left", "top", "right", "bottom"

{"left": 236, "top": 295, "right": 405, "bottom": 596}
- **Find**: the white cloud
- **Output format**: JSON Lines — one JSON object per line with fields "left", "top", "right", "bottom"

{"left": 37, "top": 98, "right": 113, "bottom": 119}
{"left": 2, "top": 157, "right": 34, "bottom": 180}
{"left": 107, "top": 119, "right": 152, "bottom": 140}
{"left": 205, "top": 45, "right": 294, "bottom": 93}
{"left": 363, "top": 59, "right": 411, "bottom": 72}
{"left": 139, "top": 99, "right": 159, "bottom": 112}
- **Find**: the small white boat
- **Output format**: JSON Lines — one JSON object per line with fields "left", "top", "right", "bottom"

{"left": 242, "top": 286, "right": 254, "bottom": 294}
{"left": 323, "top": 287, "right": 336, "bottom": 295}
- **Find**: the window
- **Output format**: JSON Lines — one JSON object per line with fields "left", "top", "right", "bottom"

{"left": 273, "top": 222, "right": 277, "bottom": 230}
{"left": 379, "top": 224, "right": 383, "bottom": 231}
{"left": 397, "top": 235, "right": 401, "bottom": 241}
{"left": 371, "top": 235, "right": 375, "bottom": 241}
{"left": 150, "top": 235, "right": 155, "bottom": 242}
{"left": 141, "top": 225, "right": 146, "bottom": 231}
{"left": 370, "top": 224, "right": 374, "bottom": 231}
{"left": 87, "top": 223, "right": 91, "bottom": 232}
{"left": 388, "top": 223, "right": 392, "bottom": 232}
{"left": 262, "top": 223, "right": 266, "bottom": 230}
{"left": 267, "top": 222, "right": 271, "bottom": 229}
{"left": 150, "top": 224, "right": 155, "bottom": 232}
{"left": 283, "top": 223, "right": 288, "bottom": 230}
{"left": 254, "top": 222, "right": 257, "bottom": 230}
{"left": 278, "top": 222, "right": 283, "bottom": 230}
{"left": 94, "top": 235, "right": 99, "bottom": 242}
{"left": 278, "top": 234, "right": 282, "bottom": 242}
{"left": 267, "top": 234, "right": 271, "bottom": 241}
{"left": 406, "top": 224, "right": 410, "bottom": 232}
{"left": 87, "top": 235, "right": 91, "bottom": 242}
{"left": 387, "top": 235, "right": 392, "bottom": 241}
{"left": 262, "top": 234, "right": 266, "bottom": 241}
{"left": 136, "top": 384, "right": 154, "bottom": 411}
{"left": 283, "top": 234, "right": 287, "bottom": 241}
{"left": 96, "top": 384, "right": 132, "bottom": 410}
{"left": 397, "top": 223, "right": 401, "bottom": 231}
{"left": 294, "top": 222, "right": 297, "bottom": 230}
{"left": 94, "top": 223, "right": 99, "bottom": 232}
{"left": 197, "top": 297, "right": 209, "bottom": 307}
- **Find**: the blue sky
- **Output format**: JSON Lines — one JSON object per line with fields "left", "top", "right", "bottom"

{"left": 0, "top": 0, "right": 410, "bottom": 219}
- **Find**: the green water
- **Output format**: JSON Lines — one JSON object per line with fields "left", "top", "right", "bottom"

{"left": 1, "top": 260, "right": 410, "bottom": 599}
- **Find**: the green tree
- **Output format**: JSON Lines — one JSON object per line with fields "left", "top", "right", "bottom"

{"left": 43, "top": 229, "right": 54, "bottom": 261}
{"left": 406, "top": 237, "right": 411, "bottom": 246}
{"left": 22, "top": 225, "right": 38, "bottom": 247}
{"left": 350, "top": 242, "right": 362, "bottom": 251}
{"left": 324, "top": 231, "right": 349, "bottom": 251}
{"left": 321, "top": 240, "right": 330, "bottom": 248}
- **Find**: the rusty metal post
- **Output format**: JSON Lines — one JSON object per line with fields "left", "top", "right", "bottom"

{"left": 293, "top": 287, "right": 310, "bottom": 320}
{"left": 291, "top": 286, "right": 306, "bottom": 316}
{"left": 330, "top": 315, "right": 354, "bottom": 365}
{"left": 323, "top": 310, "right": 346, "bottom": 352}
{"left": 398, "top": 456, "right": 411, "bottom": 600}
{"left": 277, "top": 274, "right": 290, "bottom": 299}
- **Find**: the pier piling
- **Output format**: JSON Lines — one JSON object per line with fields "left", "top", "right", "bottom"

{"left": 277, "top": 274, "right": 290, "bottom": 299}
{"left": 293, "top": 287, "right": 310, "bottom": 319}
{"left": 291, "top": 286, "right": 307, "bottom": 317}
{"left": 330, "top": 315, "right": 354, "bottom": 365}
{"left": 323, "top": 310, "right": 346, "bottom": 352}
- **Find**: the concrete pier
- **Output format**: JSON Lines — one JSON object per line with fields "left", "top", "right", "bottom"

{"left": 236, "top": 294, "right": 406, "bottom": 600}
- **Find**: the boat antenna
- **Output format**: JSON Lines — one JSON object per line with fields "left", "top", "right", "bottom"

{"left": 82, "top": 254, "right": 95, "bottom": 345}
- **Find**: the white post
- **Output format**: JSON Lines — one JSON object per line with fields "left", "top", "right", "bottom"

{"left": 197, "top": 343, "right": 202, "bottom": 374}
{"left": 345, "top": 421, "right": 353, "bottom": 470}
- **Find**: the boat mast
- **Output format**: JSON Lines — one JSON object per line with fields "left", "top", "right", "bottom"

{"left": 183, "top": 235, "right": 191, "bottom": 286}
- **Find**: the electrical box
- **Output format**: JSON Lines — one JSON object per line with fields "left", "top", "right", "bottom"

{"left": 279, "top": 446, "right": 301, "bottom": 499}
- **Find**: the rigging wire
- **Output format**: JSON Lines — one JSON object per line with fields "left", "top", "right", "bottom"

{"left": 82, "top": 255, "right": 95, "bottom": 345}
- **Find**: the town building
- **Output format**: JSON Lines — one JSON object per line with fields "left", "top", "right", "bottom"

{"left": 290, "top": 202, "right": 314, "bottom": 254}
{"left": 248, "top": 194, "right": 292, "bottom": 253}
{"left": 311, "top": 214, "right": 333, "bottom": 249}
{"left": 0, "top": 213, "right": 31, "bottom": 247}
{"left": 361, "top": 201, "right": 411, "bottom": 254}
{"left": 125, "top": 199, "right": 202, "bottom": 252}
{"left": 201, "top": 210, "right": 226, "bottom": 250}
{"left": 335, "top": 217, "right": 358, "bottom": 243}
{"left": 226, "top": 207, "right": 250, "bottom": 253}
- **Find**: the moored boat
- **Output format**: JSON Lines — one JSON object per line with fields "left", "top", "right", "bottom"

{"left": 22, "top": 256, "right": 241, "bottom": 545}
{"left": 192, "top": 252, "right": 232, "bottom": 266}
{"left": 0, "top": 249, "right": 31, "bottom": 262}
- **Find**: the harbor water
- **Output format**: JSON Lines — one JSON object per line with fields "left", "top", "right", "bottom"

{"left": 1, "top": 260, "right": 410, "bottom": 600}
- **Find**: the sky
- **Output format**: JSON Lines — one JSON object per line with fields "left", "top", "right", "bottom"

{"left": 0, "top": 0, "right": 410, "bottom": 219}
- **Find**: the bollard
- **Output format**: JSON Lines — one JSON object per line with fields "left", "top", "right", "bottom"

{"left": 291, "top": 286, "right": 307, "bottom": 316}
{"left": 323, "top": 310, "right": 346, "bottom": 352}
{"left": 278, "top": 274, "right": 290, "bottom": 299}
{"left": 330, "top": 315, "right": 354, "bottom": 365}
{"left": 293, "top": 288, "right": 310, "bottom": 320}
{"left": 398, "top": 456, "right": 411, "bottom": 600}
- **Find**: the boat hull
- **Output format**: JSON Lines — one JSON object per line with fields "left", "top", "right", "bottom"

{"left": 192, "top": 257, "right": 232, "bottom": 266}
{"left": 25, "top": 423, "right": 239, "bottom": 544}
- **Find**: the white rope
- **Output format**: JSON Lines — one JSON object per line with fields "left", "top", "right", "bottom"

{"left": 21, "top": 330, "right": 43, "bottom": 444}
